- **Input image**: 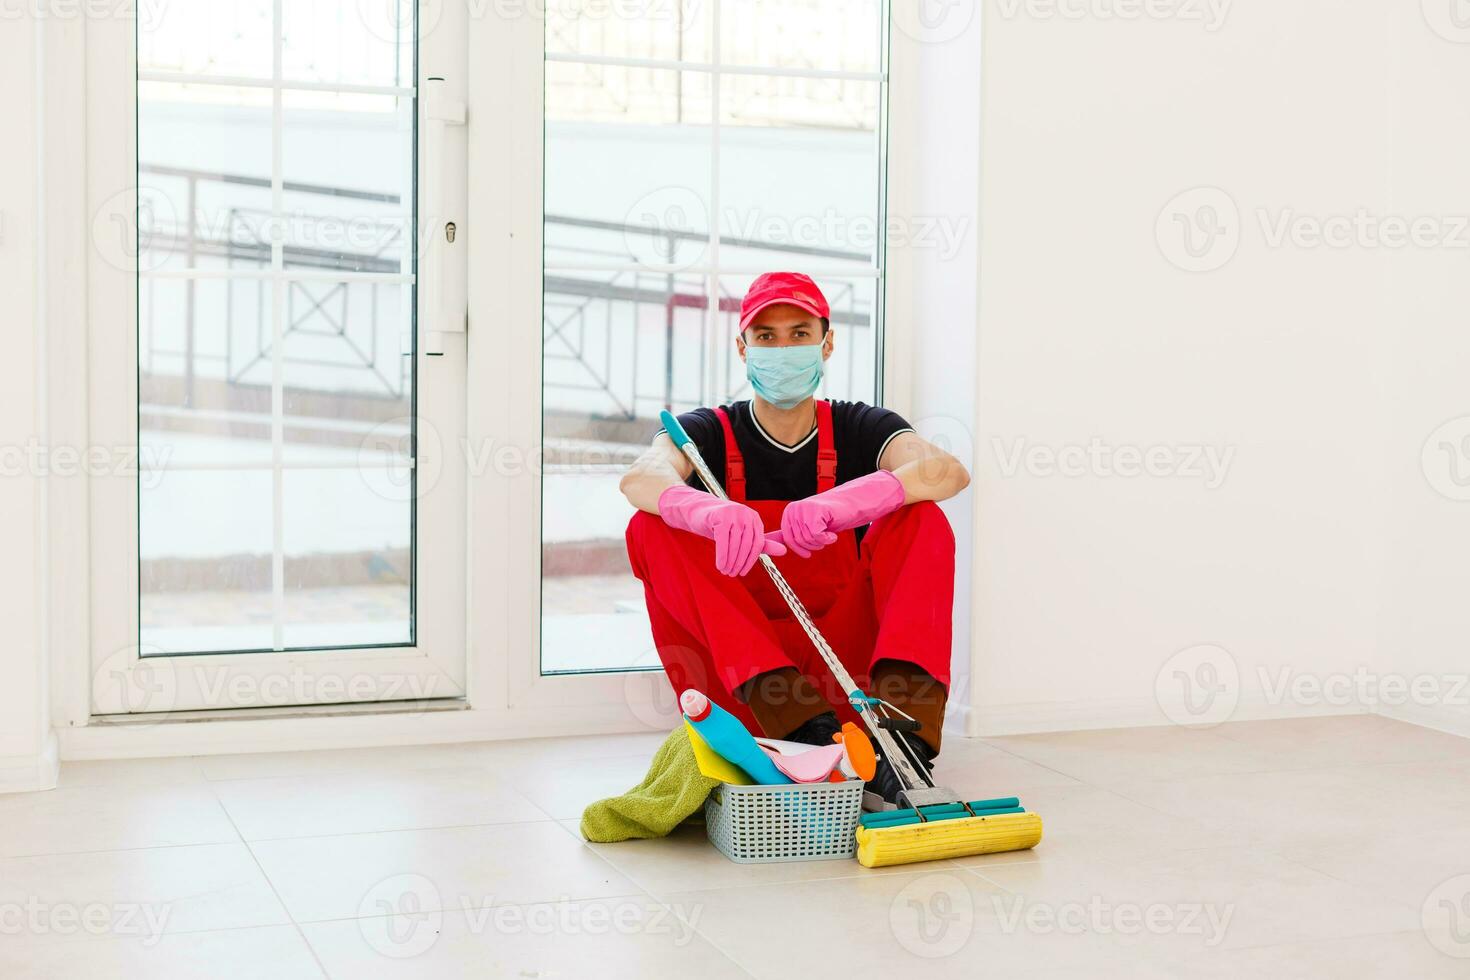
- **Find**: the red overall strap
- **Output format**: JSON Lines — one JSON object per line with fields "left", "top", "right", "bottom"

{"left": 717, "top": 402, "right": 838, "bottom": 500}
{"left": 713, "top": 407, "right": 746, "bottom": 502}
{"left": 814, "top": 399, "right": 838, "bottom": 493}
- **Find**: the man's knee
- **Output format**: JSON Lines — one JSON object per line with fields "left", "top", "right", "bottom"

{"left": 908, "top": 499, "right": 955, "bottom": 542}
{"left": 626, "top": 510, "right": 662, "bottom": 541}
{"left": 869, "top": 499, "right": 955, "bottom": 554}
{"left": 625, "top": 510, "right": 667, "bottom": 580}
{"left": 627, "top": 510, "right": 716, "bottom": 581}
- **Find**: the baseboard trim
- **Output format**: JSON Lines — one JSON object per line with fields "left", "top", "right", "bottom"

{"left": 87, "top": 698, "right": 469, "bottom": 726}
{"left": 1374, "top": 702, "right": 1470, "bottom": 740}
{"left": 0, "top": 732, "right": 60, "bottom": 794}
{"left": 59, "top": 690, "right": 1469, "bottom": 764}
{"left": 970, "top": 697, "right": 1366, "bottom": 737}
{"left": 57, "top": 702, "right": 672, "bottom": 761}
{"left": 943, "top": 701, "right": 975, "bottom": 738}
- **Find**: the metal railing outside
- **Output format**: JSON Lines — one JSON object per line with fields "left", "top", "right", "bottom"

{"left": 139, "top": 164, "right": 875, "bottom": 434}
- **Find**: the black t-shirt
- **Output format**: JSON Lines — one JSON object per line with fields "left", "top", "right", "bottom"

{"left": 659, "top": 400, "right": 915, "bottom": 501}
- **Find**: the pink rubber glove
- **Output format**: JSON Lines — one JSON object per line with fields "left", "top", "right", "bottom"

{"left": 773, "top": 470, "right": 907, "bottom": 558}
{"left": 658, "top": 485, "right": 788, "bottom": 576}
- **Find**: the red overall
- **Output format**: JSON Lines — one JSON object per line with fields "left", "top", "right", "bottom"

{"left": 626, "top": 400, "right": 956, "bottom": 737}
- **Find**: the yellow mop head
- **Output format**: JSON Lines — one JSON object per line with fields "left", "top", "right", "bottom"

{"left": 855, "top": 810, "right": 1044, "bottom": 868}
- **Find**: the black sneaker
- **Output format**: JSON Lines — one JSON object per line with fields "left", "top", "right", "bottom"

{"left": 867, "top": 732, "right": 935, "bottom": 806}
{"left": 783, "top": 711, "right": 841, "bottom": 747}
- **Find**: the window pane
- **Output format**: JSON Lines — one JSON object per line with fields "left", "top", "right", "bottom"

{"left": 138, "top": 82, "right": 274, "bottom": 274}
{"left": 540, "top": 3, "right": 887, "bottom": 675}
{"left": 720, "top": 0, "right": 881, "bottom": 74}
{"left": 138, "top": 5, "right": 416, "bottom": 656}
{"left": 280, "top": 279, "right": 412, "bottom": 648}
{"left": 547, "top": 0, "right": 710, "bottom": 62}
{"left": 282, "top": 469, "right": 411, "bottom": 649}
{"left": 721, "top": 72, "right": 881, "bottom": 131}
{"left": 546, "top": 61, "right": 714, "bottom": 127}
{"left": 140, "top": 0, "right": 274, "bottom": 78}
{"left": 281, "top": 0, "right": 413, "bottom": 88}
{"left": 719, "top": 76, "right": 881, "bottom": 270}
{"left": 139, "top": 276, "right": 276, "bottom": 652}
{"left": 282, "top": 91, "right": 413, "bottom": 274}
{"left": 280, "top": 281, "right": 412, "bottom": 398}
{"left": 141, "top": 469, "right": 276, "bottom": 653}
{"left": 546, "top": 64, "right": 713, "bottom": 269}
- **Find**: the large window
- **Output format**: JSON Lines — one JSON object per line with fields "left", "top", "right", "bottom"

{"left": 91, "top": 0, "right": 463, "bottom": 715}
{"left": 136, "top": 1, "right": 416, "bottom": 654}
{"left": 540, "top": 0, "right": 890, "bottom": 673}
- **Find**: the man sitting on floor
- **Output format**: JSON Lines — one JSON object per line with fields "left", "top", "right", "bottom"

{"left": 620, "top": 272, "right": 971, "bottom": 800}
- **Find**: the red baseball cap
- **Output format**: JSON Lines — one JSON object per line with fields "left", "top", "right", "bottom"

{"left": 738, "top": 272, "right": 830, "bottom": 332}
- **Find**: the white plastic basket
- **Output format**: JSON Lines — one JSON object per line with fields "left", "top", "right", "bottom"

{"left": 704, "top": 779, "right": 866, "bottom": 863}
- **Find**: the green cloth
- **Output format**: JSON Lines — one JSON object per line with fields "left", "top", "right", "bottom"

{"left": 580, "top": 727, "right": 721, "bottom": 843}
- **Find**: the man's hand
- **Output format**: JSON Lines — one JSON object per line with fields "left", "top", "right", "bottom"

{"left": 659, "top": 485, "right": 788, "bottom": 576}
{"left": 775, "top": 470, "right": 906, "bottom": 558}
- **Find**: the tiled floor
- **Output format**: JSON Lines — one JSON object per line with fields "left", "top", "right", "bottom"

{"left": 4, "top": 715, "right": 1470, "bottom": 978}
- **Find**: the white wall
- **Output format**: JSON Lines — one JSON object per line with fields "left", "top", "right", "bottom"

{"left": 957, "top": 1, "right": 1399, "bottom": 732}
{"left": 901, "top": 10, "right": 984, "bottom": 736}
{"left": 1374, "top": 2, "right": 1470, "bottom": 738}
{"left": 0, "top": 17, "right": 58, "bottom": 791}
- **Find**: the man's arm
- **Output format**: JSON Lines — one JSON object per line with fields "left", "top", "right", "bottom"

{"left": 619, "top": 434, "right": 696, "bottom": 514}
{"left": 878, "top": 431, "right": 971, "bottom": 504}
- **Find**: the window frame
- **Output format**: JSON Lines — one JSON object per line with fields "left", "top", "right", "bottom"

{"left": 491, "top": 0, "right": 919, "bottom": 704}
{"left": 81, "top": 1, "right": 469, "bottom": 717}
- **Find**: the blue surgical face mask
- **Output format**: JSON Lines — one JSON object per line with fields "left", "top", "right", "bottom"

{"left": 744, "top": 343, "right": 824, "bottom": 410}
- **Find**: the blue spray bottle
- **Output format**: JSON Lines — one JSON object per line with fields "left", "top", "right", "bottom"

{"left": 680, "top": 689, "right": 792, "bottom": 785}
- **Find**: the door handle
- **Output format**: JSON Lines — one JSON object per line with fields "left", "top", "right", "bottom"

{"left": 422, "top": 76, "right": 467, "bottom": 357}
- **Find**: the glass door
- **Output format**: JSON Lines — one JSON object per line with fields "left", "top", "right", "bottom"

{"left": 89, "top": 0, "right": 468, "bottom": 713}
{"left": 538, "top": 0, "right": 890, "bottom": 676}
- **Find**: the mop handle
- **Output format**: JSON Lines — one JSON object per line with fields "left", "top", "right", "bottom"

{"left": 658, "top": 411, "right": 931, "bottom": 794}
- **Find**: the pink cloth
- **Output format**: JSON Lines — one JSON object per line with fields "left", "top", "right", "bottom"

{"left": 762, "top": 742, "right": 847, "bottom": 783}
{"left": 657, "top": 485, "right": 787, "bottom": 577}
{"left": 773, "top": 470, "right": 907, "bottom": 558}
